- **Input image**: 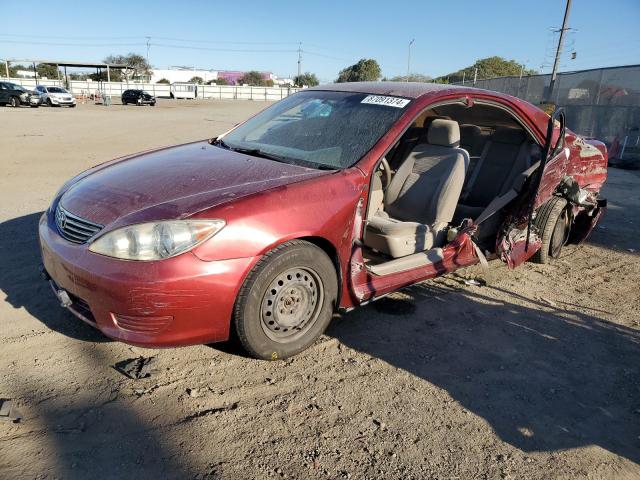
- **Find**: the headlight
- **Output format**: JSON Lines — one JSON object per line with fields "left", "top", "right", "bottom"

{"left": 88, "top": 220, "right": 225, "bottom": 260}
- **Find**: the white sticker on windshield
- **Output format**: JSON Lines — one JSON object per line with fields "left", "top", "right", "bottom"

{"left": 361, "top": 95, "right": 410, "bottom": 108}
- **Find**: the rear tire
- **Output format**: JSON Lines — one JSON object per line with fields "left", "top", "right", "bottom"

{"left": 531, "top": 197, "right": 569, "bottom": 264}
{"left": 233, "top": 240, "right": 338, "bottom": 360}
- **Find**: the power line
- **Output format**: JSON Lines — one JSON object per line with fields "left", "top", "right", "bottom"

{"left": 0, "top": 39, "right": 145, "bottom": 47}
{"left": 151, "top": 42, "right": 296, "bottom": 53}
{"left": 153, "top": 36, "right": 298, "bottom": 45}
{"left": 0, "top": 33, "right": 141, "bottom": 40}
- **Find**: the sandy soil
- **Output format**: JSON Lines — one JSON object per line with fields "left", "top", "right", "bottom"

{"left": 0, "top": 100, "right": 638, "bottom": 480}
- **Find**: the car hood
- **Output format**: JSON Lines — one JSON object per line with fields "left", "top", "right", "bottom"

{"left": 60, "top": 141, "right": 330, "bottom": 227}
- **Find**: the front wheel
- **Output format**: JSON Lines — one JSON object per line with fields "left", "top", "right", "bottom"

{"left": 531, "top": 197, "right": 570, "bottom": 264}
{"left": 46, "top": 99, "right": 53, "bottom": 107}
{"left": 233, "top": 240, "right": 338, "bottom": 360}
{"left": 10, "top": 96, "right": 20, "bottom": 107}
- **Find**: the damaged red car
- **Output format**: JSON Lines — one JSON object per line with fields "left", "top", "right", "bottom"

{"left": 39, "top": 82, "right": 608, "bottom": 359}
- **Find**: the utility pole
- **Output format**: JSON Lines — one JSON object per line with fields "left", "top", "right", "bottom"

{"left": 406, "top": 39, "right": 415, "bottom": 82}
{"left": 546, "top": 0, "right": 572, "bottom": 102}
{"left": 146, "top": 36, "right": 151, "bottom": 66}
{"left": 297, "top": 42, "right": 302, "bottom": 80}
{"left": 473, "top": 67, "right": 478, "bottom": 86}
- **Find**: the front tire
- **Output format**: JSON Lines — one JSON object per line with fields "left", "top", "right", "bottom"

{"left": 532, "top": 197, "right": 570, "bottom": 264}
{"left": 233, "top": 240, "right": 338, "bottom": 360}
{"left": 46, "top": 98, "right": 53, "bottom": 107}
{"left": 10, "top": 96, "right": 20, "bottom": 107}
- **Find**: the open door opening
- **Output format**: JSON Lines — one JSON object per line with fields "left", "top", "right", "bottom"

{"left": 361, "top": 101, "right": 543, "bottom": 269}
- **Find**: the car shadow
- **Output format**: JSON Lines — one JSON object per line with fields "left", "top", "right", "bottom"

{"left": 3, "top": 336, "right": 204, "bottom": 479}
{"left": 327, "top": 281, "right": 640, "bottom": 465}
{"left": 0, "top": 211, "right": 110, "bottom": 343}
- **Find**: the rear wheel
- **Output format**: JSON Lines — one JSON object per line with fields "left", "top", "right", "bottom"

{"left": 532, "top": 197, "right": 570, "bottom": 264}
{"left": 10, "top": 96, "right": 20, "bottom": 108}
{"left": 233, "top": 240, "right": 338, "bottom": 360}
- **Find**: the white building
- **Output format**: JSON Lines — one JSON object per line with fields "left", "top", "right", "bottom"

{"left": 150, "top": 67, "right": 218, "bottom": 84}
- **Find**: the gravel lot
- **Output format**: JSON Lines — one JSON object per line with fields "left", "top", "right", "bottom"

{"left": 1, "top": 99, "right": 638, "bottom": 480}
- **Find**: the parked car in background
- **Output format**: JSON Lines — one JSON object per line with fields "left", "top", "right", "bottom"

{"left": 40, "top": 83, "right": 608, "bottom": 360}
{"left": 121, "top": 89, "right": 156, "bottom": 106}
{"left": 0, "top": 82, "right": 40, "bottom": 107}
{"left": 34, "top": 85, "right": 76, "bottom": 107}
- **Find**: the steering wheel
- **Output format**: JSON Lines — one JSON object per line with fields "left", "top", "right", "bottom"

{"left": 380, "top": 157, "right": 392, "bottom": 191}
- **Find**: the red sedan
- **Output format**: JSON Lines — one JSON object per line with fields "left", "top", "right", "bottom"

{"left": 39, "top": 82, "right": 608, "bottom": 359}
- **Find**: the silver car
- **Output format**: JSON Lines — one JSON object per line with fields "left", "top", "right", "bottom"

{"left": 34, "top": 85, "right": 76, "bottom": 107}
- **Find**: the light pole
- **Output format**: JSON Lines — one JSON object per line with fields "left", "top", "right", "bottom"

{"left": 406, "top": 39, "right": 415, "bottom": 82}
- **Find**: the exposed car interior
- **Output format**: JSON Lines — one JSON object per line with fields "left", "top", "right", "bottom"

{"left": 363, "top": 101, "right": 542, "bottom": 275}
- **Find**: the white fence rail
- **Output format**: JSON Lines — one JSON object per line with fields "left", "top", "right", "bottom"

{"left": 2, "top": 77, "right": 301, "bottom": 101}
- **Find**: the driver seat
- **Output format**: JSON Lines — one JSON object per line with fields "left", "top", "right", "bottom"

{"left": 365, "top": 119, "right": 469, "bottom": 258}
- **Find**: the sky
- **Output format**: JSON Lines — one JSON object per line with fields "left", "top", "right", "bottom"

{"left": 1, "top": 0, "right": 639, "bottom": 82}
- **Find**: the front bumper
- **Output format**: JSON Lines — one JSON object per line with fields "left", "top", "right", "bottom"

{"left": 50, "top": 97, "right": 76, "bottom": 106}
{"left": 38, "top": 212, "right": 257, "bottom": 347}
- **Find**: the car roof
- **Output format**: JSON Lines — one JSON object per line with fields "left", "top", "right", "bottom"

{"left": 307, "top": 81, "right": 551, "bottom": 140}
{"left": 307, "top": 81, "right": 479, "bottom": 99}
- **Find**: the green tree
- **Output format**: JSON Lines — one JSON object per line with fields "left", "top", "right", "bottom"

{"left": 156, "top": 78, "right": 170, "bottom": 84}
{"left": 189, "top": 76, "right": 204, "bottom": 84}
{"left": 387, "top": 73, "right": 432, "bottom": 83}
{"left": 35, "top": 63, "right": 60, "bottom": 79}
{"left": 103, "top": 53, "right": 151, "bottom": 81}
{"left": 336, "top": 59, "right": 381, "bottom": 83}
{"left": 294, "top": 72, "right": 319, "bottom": 87}
{"left": 210, "top": 77, "right": 229, "bottom": 85}
{"left": 5, "top": 63, "right": 26, "bottom": 77}
{"left": 435, "top": 56, "right": 537, "bottom": 83}
{"left": 239, "top": 71, "right": 268, "bottom": 86}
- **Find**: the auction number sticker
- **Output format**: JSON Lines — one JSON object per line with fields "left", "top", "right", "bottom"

{"left": 361, "top": 95, "right": 410, "bottom": 108}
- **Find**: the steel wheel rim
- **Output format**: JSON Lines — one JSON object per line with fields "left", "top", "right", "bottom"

{"left": 550, "top": 210, "right": 569, "bottom": 257}
{"left": 260, "top": 267, "right": 324, "bottom": 343}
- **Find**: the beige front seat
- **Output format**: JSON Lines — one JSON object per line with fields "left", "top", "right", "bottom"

{"left": 365, "top": 119, "right": 469, "bottom": 258}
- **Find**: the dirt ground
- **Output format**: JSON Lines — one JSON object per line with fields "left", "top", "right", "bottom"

{"left": 1, "top": 100, "right": 638, "bottom": 480}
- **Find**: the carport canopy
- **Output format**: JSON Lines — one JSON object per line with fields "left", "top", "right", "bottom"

{"left": 3, "top": 59, "right": 130, "bottom": 83}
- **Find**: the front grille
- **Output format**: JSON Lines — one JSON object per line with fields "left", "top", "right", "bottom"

{"left": 55, "top": 205, "right": 103, "bottom": 244}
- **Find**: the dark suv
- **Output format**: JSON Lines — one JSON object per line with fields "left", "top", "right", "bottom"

{"left": 0, "top": 82, "right": 40, "bottom": 107}
{"left": 121, "top": 89, "right": 156, "bottom": 106}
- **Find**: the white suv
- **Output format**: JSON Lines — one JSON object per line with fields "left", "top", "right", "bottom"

{"left": 34, "top": 85, "right": 76, "bottom": 107}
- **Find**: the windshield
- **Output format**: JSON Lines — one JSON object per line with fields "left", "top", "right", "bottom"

{"left": 220, "top": 91, "right": 410, "bottom": 169}
{"left": 7, "top": 83, "right": 26, "bottom": 92}
{"left": 48, "top": 87, "right": 67, "bottom": 93}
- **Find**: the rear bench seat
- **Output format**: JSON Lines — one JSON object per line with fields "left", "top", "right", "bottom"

{"left": 455, "top": 127, "right": 541, "bottom": 222}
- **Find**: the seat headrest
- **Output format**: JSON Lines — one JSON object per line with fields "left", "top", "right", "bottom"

{"left": 492, "top": 127, "right": 527, "bottom": 144}
{"left": 459, "top": 124, "right": 481, "bottom": 139}
{"left": 427, "top": 119, "right": 460, "bottom": 148}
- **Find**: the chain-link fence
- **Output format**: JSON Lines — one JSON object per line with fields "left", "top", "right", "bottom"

{"left": 453, "top": 65, "right": 640, "bottom": 161}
